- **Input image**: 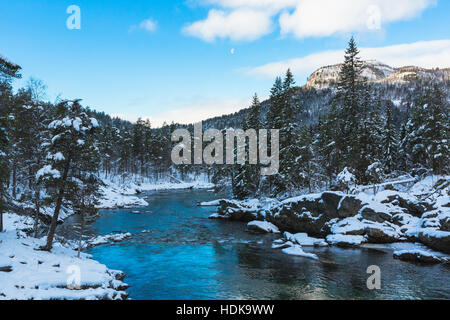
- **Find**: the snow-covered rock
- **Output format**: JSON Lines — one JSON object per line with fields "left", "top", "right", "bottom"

{"left": 326, "top": 234, "right": 367, "bottom": 247}
{"left": 283, "top": 232, "right": 328, "bottom": 247}
{"left": 247, "top": 221, "right": 280, "bottom": 234}
{"left": 393, "top": 250, "right": 444, "bottom": 264}
{"left": 281, "top": 245, "right": 319, "bottom": 261}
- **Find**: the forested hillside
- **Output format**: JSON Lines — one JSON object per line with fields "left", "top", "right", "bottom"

{"left": 0, "top": 38, "right": 449, "bottom": 248}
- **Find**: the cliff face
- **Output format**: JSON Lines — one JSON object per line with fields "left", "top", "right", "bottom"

{"left": 305, "top": 60, "right": 450, "bottom": 90}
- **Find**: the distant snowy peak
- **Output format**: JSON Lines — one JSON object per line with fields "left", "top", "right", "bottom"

{"left": 305, "top": 60, "right": 450, "bottom": 90}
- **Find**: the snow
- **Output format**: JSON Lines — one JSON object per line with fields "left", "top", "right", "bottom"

{"left": 71, "top": 233, "right": 132, "bottom": 250}
{"left": 330, "top": 216, "right": 365, "bottom": 235}
{"left": 284, "top": 232, "right": 328, "bottom": 247}
{"left": 281, "top": 245, "right": 319, "bottom": 260}
{"left": 52, "top": 152, "right": 65, "bottom": 161}
{"left": 199, "top": 199, "right": 223, "bottom": 206}
{"left": 247, "top": 221, "right": 280, "bottom": 234}
{"left": 36, "top": 165, "right": 61, "bottom": 180}
{"left": 97, "top": 182, "right": 149, "bottom": 209}
{"left": 0, "top": 214, "right": 128, "bottom": 300}
{"left": 326, "top": 234, "right": 366, "bottom": 246}
{"left": 393, "top": 249, "right": 445, "bottom": 263}
{"left": 208, "top": 213, "right": 229, "bottom": 219}
{"left": 90, "top": 118, "right": 99, "bottom": 128}
{"left": 337, "top": 167, "right": 356, "bottom": 184}
{"left": 410, "top": 175, "right": 450, "bottom": 196}
{"left": 98, "top": 174, "right": 214, "bottom": 209}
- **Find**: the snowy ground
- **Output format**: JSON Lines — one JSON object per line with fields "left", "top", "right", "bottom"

{"left": 0, "top": 213, "right": 129, "bottom": 300}
{"left": 98, "top": 175, "right": 214, "bottom": 209}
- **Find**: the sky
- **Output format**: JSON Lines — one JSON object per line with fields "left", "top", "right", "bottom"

{"left": 1, "top": 0, "right": 449, "bottom": 127}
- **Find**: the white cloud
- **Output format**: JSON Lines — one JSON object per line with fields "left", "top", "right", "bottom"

{"left": 130, "top": 18, "right": 157, "bottom": 33}
{"left": 279, "top": 0, "right": 436, "bottom": 38}
{"left": 183, "top": 9, "right": 273, "bottom": 42}
{"left": 202, "top": 0, "right": 298, "bottom": 11}
{"left": 245, "top": 39, "right": 450, "bottom": 79}
{"left": 184, "top": 0, "right": 435, "bottom": 41}
{"left": 112, "top": 96, "right": 260, "bottom": 127}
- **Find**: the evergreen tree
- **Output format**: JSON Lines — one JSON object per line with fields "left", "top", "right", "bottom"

{"left": 0, "top": 56, "right": 21, "bottom": 232}
{"left": 334, "top": 37, "right": 365, "bottom": 179}
{"left": 403, "top": 92, "right": 430, "bottom": 171}
{"left": 298, "top": 124, "right": 317, "bottom": 192}
{"left": 381, "top": 100, "right": 399, "bottom": 173}
{"left": 267, "top": 70, "right": 302, "bottom": 196}
{"left": 233, "top": 94, "right": 261, "bottom": 199}
{"left": 69, "top": 130, "right": 101, "bottom": 257}
{"left": 424, "top": 85, "right": 449, "bottom": 174}
{"left": 38, "top": 100, "right": 100, "bottom": 251}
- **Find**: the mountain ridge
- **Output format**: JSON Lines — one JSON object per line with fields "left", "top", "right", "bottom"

{"left": 305, "top": 60, "right": 450, "bottom": 90}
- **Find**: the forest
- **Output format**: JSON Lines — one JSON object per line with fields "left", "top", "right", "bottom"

{"left": 0, "top": 38, "right": 449, "bottom": 251}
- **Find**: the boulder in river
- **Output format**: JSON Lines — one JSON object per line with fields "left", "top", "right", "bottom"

{"left": 217, "top": 200, "right": 262, "bottom": 222}
{"left": 416, "top": 229, "right": 450, "bottom": 254}
{"left": 326, "top": 234, "right": 367, "bottom": 247}
{"left": 247, "top": 221, "right": 280, "bottom": 234}
{"left": 393, "top": 250, "right": 444, "bottom": 264}
{"left": 365, "top": 225, "right": 402, "bottom": 243}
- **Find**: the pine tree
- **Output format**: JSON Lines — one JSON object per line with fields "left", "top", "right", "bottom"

{"left": 424, "top": 85, "right": 449, "bottom": 174}
{"left": 266, "top": 77, "right": 283, "bottom": 130}
{"left": 298, "top": 124, "right": 316, "bottom": 192}
{"left": 10, "top": 86, "right": 50, "bottom": 236}
{"left": 403, "top": 92, "right": 431, "bottom": 171}
{"left": 381, "top": 100, "right": 399, "bottom": 173}
{"left": 233, "top": 94, "right": 261, "bottom": 199}
{"left": 68, "top": 128, "right": 101, "bottom": 257}
{"left": 266, "top": 70, "right": 302, "bottom": 196}
{"left": 334, "top": 37, "right": 365, "bottom": 179}
{"left": 0, "top": 56, "right": 21, "bottom": 232}
{"left": 38, "top": 100, "right": 100, "bottom": 251}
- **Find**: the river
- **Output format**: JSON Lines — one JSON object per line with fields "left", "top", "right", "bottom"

{"left": 79, "top": 189, "right": 449, "bottom": 300}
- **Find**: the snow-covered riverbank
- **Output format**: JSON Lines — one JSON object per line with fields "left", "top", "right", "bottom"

{"left": 206, "top": 176, "right": 450, "bottom": 263}
{"left": 0, "top": 213, "right": 129, "bottom": 300}
{"left": 97, "top": 176, "right": 214, "bottom": 209}
{"left": 0, "top": 175, "right": 214, "bottom": 300}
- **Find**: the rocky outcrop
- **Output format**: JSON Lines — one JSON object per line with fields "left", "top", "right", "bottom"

{"left": 211, "top": 177, "right": 450, "bottom": 254}
{"left": 305, "top": 60, "right": 450, "bottom": 90}
{"left": 267, "top": 206, "right": 326, "bottom": 237}
{"left": 266, "top": 193, "right": 364, "bottom": 237}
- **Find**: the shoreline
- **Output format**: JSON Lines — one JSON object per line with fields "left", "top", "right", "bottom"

{"left": 205, "top": 175, "right": 450, "bottom": 263}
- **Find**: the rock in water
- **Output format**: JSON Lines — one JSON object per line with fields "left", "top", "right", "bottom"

{"left": 393, "top": 250, "right": 443, "bottom": 264}
{"left": 247, "top": 221, "right": 280, "bottom": 234}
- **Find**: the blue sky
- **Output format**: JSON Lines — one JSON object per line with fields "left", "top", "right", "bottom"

{"left": 1, "top": 0, "right": 449, "bottom": 126}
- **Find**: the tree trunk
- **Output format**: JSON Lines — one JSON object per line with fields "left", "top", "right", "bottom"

{"left": 42, "top": 158, "right": 71, "bottom": 251}
{"left": 0, "top": 210, "right": 3, "bottom": 233}
{"left": 78, "top": 206, "right": 85, "bottom": 259}
{"left": 33, "top": 188, "right": 40, "bottom": 238}
{"left": 12, "top": 163, "right": 17, "bottom": 200}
